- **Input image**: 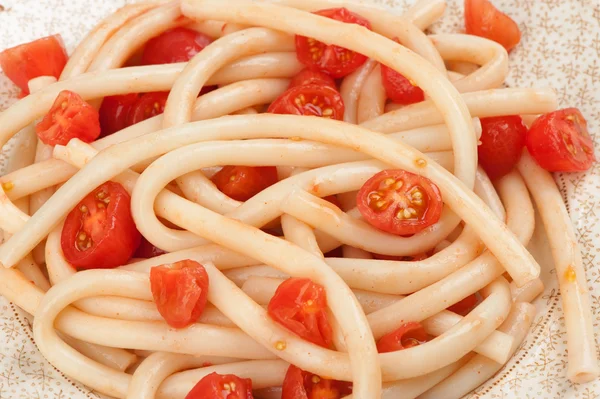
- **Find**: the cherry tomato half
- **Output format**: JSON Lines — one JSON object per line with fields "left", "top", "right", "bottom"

{"left": 35, "top": 90, "right": 101, "bottom": 146}
{"left": 268, "top": 278, "right": 333, "bottom": 348}
{"left": 185, "top": 372, "right": 253, "bottom": 399}
{"left": 447, "top": 294, "right": 478, "bottom": 316}
{"left": 99, "top": 93, "right": 140, "bottom": 137}
{"left": 478, "top": 115, "right": 527, "bottom": 179}
{"left": 0, "top": 34, "right": 68, "bottom": 95}
{"left": 211, "top": 166, "right": 278, "bottom": 202}
{"left": 381, "top": 64, "right": 424, "bottom": 105}
{"left": 376, "top": 322, "right": 429, "bottom": 353}
{"left": 289, "top": 69, "right": 337, "bottom": 90}
{"left": 126, "top": 92, "right": 169, "bottom": 126}
{"left": 142, "top": 27, "right": 213, "bottom": 65}
{"left": 61, "top": 182, "right": 141, "bottom": 269}
{"left": 465, "top": 0, "right": 521, "bottom": 52}
{"left": 268, "top": 85, "right": 344, "bottom": 120}
{"left": 134, "top": 236, "right": 167, "bottom": 259}
{"left": 150, "top": 259, "right": 209, "bottom": 329}
{"left": 296, "top": 8, "right": 371, "bottom": 78}
{"left": 357, "top": 170, "right": 443, "bottom": 236}
{"left": 281, "top": 365, "right": 352, "bottom": 399}
{"left": 526, "top": 108, "right": 596, "bottom": 172}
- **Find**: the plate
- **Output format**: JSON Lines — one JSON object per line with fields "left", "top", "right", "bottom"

{"left": 0, "top": 0, "right": 599, "bottom": 398}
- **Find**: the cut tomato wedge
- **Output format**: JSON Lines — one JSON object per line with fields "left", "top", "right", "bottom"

{"left": 0, "top": 35, "right": 68, "bottom": 95}
{"left": 281, "top": 365, "right": 352, "bottom": 399}
{"left": 289, "top": 69, "right": 337, "bottom": 90}
{"left": 268, "top": 85, "right": 344, "bottom": 120}
{"left": 478, "top": 115, "right": 527, "bottom": 179}
{"left": 376, "top": 322, "right": 429, "bottom": 353}
{"left": 211, "top": 166, "right": 278, "bottom": 202}
{"left": 447, "top": 294, "right": 478, "bottom": 316}
{"left": 185, "top": 372, "right": 253, "bottom": 399}
{"left": 465, "top": 0, "right": 521, "bottom": 52}
{"left": 150, "top": 259, "right": 209, "bottom": 329}
{"left": 126, "top": 92, "right": 169, "bottom": 126}
{"left": 99, "top": 93, "right": 140, "bottom": 137}
{"left": 61, "top": 182, "right": 141, "bottom": 269}
{"left": 381, "top": 64, "right": 425, "bottom": 105}
{"left": 142, "top": 27, "right": 213, "bottom": 65}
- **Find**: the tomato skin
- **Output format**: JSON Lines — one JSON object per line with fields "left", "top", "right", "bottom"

{"left": 478, "top": 116, "right": 527, "bottom": 179}
{"left": 377, "top": 322, "right": 428, "bottom": 353}
{"left": 61, "top": 182, "right": 141, "bottom": 270}
{"left": 526, "top": 108, "right": 596, "bottom": 172}
{"left": 289, "top": 69, "right": 337, "bottom": 90}
{"left": 465, "top": 0, "right": 521, "bottom": 52}
{"left": 99, "top": 93, "right": 140, "bottom": 137}
{"left": 211, "top": 166, "right": 278, "bottom": 202}
{"left": 150, "top": 260, "right": 209, "bottom": 329}
{"left": 126, "top": 92, "right": 169, "bottom": 126}
{"left": 134, "top": 236, "right": 167, "bottom": 259}
{"left": 356, "top": 170, "right": 443, "bottom": 236}
{"left": 268, "top": 278, "right": 333, "bottom": 348}
{"left": 447, "top": 294, "right": 478, "bottom": 316}
{"left": 35, "top": 90, "right": 101, "bottom": 146}
{"left": 142, "top": 27, "right": 213, "bottom": 65}
{"left": 381, "top": 65, "right": 424, "bottom": 105}
{"left": 185, "top": 372, "right": 253, "bottom": 399}
{"left": 0, "top": 35, "right": 68, "bottom": 95}
{"left": 295, "top": 8, "right": 371, "bottom": 78}
{"left": 281, "top": 365, "right": 352, "bottom": 399}
{"left": 268, "top": 85, "right": 345, "bottom": 120}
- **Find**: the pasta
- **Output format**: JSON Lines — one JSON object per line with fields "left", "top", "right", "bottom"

{"left": 0, "top": 0, "right": 597, "bottom": 398}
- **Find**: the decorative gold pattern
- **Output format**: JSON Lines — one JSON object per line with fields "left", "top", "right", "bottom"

{"left": 0, "top": 0, "right": 599, "bottom": 398}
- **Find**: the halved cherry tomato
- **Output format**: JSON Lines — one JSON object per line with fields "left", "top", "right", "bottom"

{"left": 526, "top": 108, "right": 596, "bottom": 172}
{"left": 0, "top": 35, "right": 68, "bottom": 95}
{"left": 185, "top": 372, "right": 253, "bottom": 399}
{"left": 447, "top": 294, "right": 478, "bottom": 316}
{"left": 150, "top": 259, "right": 209, "bottom": 329}
{"left": 282, "top": 365, "right": 352, "bottom": 399}
{"left": 99, "top": 93, "right": 140, "bottom": 137}
{"left": 142, "top": 27, "right": 213, "bottom": 65}
{"left": 377, "top": 322, "right": 429, "bottom": 353}
{"left": 211, "top": 166, "right": 278, "bottom": 202}
{"left": 357, "top": 170, "right": 443, "bottom": 236}
{"left": 296, "top": 8, "right": 371, "bottom": 78}
{"left": 289, "top": 69, "right": 337, "bottom": 90}
{"left": 372, "top": 253, "right": 428, "bottom": 261}
{"left": 134, "top": 236, "right": 167, "bottom": 259}
{"left": 268, "top": 85, "right": 344, "bottom": 120}
{"left": 268, "top": 278, "right": 333, "bottom": 348}
{"left": 61, "top": 182, "right": 141, "bottom": 269}
{"left": 36, "top": 90, "right": 101, "bottom": 146}
{"left": 381, "top": 65, "right": 424, "bottom": 105}
{"left": 126, "top": 92, "right": 169, "bottom": 126}
{"left": 478, "top": 115, "right": 527, "bottom": 179}
{"left": 465, "top": 0, "right": 521, "bottom": 52}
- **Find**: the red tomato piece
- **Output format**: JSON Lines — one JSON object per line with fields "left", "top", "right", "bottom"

{"left": 295, "top": 8, "right": 371, "bottom": 78}
{"left": 99, "top": 93, "right": 140, "bottom": 137}
{"left": 381, "top": 65, "right": 425, "bottom": 105}
{"left": 465, "top": 0, "right": 521, "bottom": 52}
{"left": 323, "top": 195, "right": 341, "bottom": 209}
{"left": 268, "top": 278, "right": 333, "bottom": 348}
{"left": 0, "top": 35, "right": 68, "bottom": 95}
{"left": 477, "top": 115, "right": 527, "bottom": 179}
{"left": 126, "top": 92, "right": 169, "bottom": 126}
{"left": 134, "top": 236, "right": 167, "bottom": 259}
{"left": 372, "top": 253, "right": 428, "bottom": 261}
{"left": 357, "top": 170, "right": 443, "bottom": 236}
{"left": 61, "top": 182, "right": 141, "bottom": 269}
{"left": 35, "top": 90, "right": 100, "bottom": 146}
{"left": 142, "top": 27, "right": 213, "bottom": 65}
{"left": 281, "top": 365, "right": 352, "bottom": 399}
{"left": 150, "top": 259, "right": 209, "bottom": 329}
{"left": 211, "top": 166, "right": 278, "bottom": 202}
{"left": 289, "top": 69, "right": 337, "bottom": 90}
{"left": 526, "top": 108, "right": 596, "bottom": 172}
{"left": 185, "top": 372, "right": 253, "bottom": 399}
{"left": 376, "top": 322, "right": 429, "bottom": 353}
{"left": 447, "top": 294, "right": 478, "bottom": 316}
{"left": 268, "top": 85, "right": 344, "bottom": 120}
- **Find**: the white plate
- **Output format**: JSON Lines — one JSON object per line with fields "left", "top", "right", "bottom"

{"left": 0, "top": 0, "right": 599, "bottom": 398}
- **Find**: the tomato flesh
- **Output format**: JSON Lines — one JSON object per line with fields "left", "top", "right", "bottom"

{"left": 357, "top": 170, "right": 443, "bottom": 236}
{"left": 35, "top": 90, "right": 101, "bottom": 146}
{"left": 134, "top": 236, "right": 167, "bottom": 259}
{"left": 127, "top": 92, "right": 169, "bottom": 126}
{"left": 142, "top": 27, "right": 213, "bottom": 65}
{"left": 61, "top": 182, "right": 141, "bottom": 269}
{"left": 381, "top": 64, "right": 424, "bottom": 105}
{"left": 211, "top": 166, "right": 278, "bottom": 202}
{"left": 0, "top": 35, "right": 68, "bottom": 95}
{"left": 150, "top": 260, "right": 209, "bottom": 329}
{"left": 268, "top": 278, "right": 333, "bottom": 348}
{"left": 281, "top": 365, "right": 352, "bottom": 399}
{"left": 289, "top": 69, "right": 337, "bottom": 90}
{"left": 526, "top": 108, "right": 596, "bottom": 172}
{"left": 465, "top": 0, "right": 521, "bottom": 52}
{"left": 377, "top": 322, "right": 429, "bottom": 353}
{"left": 447, "top": 294, "right": 478, "bottom": 316}
{"left": 478, "top": 115, "right": 527, "bottom": 179}
{"left": 99, "top": 93, "right": 140, "bottom": 137}
{"left": 295, "top": 8, "right": 371, "bottom": 78}
{"left": 185, "top": 372, "right": 253, "bottom": 399}
{"left": 268, "top": 85, "right": 344, "bottom": 120}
